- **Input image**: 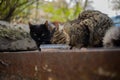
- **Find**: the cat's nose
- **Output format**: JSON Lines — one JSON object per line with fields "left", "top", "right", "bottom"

{"left": 41, "top": 34, "right": 45, "bottom": 36}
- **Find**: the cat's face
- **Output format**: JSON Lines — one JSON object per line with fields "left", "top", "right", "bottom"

{"left": 29, "top": 21, "right": 52, "bottom": 47}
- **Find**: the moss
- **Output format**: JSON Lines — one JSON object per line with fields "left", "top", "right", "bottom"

{"left": 0, "top": 27, "right": 30, "bottom": 40}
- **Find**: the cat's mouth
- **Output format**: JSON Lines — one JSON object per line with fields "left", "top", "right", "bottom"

{"left": 40, "top": 40, "right": 51, "bottom": 44}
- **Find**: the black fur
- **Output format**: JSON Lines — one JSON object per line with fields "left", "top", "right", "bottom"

{"left": 29, "top": 21, "right": 52, "bottom": 51}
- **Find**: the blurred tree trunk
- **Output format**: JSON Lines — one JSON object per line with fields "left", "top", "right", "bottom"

{"left": 73, "top": 0, "right": 82, "bottom": 18}
{"left": 83, "top": 0, "right": 88, "bottom": 10}
{"left": 110, "top": 0, "right": 120, "bottom": 15}
{"left": 111, "top": 0, "right": 120, "bottom": 10}
{"left": 35, "top": 0, "right": 39, "bottom": 22}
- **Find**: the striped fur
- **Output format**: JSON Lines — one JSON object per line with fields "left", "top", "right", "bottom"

{"left": 51, "top": 10, "right": 113, "bottom": 49}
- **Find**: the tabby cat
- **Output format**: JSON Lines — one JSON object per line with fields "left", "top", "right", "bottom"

{"left": 51, "top": 10, "right": 113, "bottom": 49}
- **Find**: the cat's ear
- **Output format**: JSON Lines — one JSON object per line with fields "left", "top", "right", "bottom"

{"left": 28, "top": 22, "right": 33, "bottom": 29}
{"left": 55, "top": 24, "right": 59, "bottom": 31}
{"left": 28, "top": 22, "right": 32, "bottom": 26}
{"left": 44, "top": 20, "right": 49, "bottom": 28}
{"left": 53, "top": 21, "right": 59, "bottom": 27}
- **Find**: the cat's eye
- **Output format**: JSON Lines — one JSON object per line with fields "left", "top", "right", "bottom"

{"left": 34, "top": 34, "right": 37, "bottom": 36}
{"left": 41, "top": 34, "right": 45, "bottom": 36}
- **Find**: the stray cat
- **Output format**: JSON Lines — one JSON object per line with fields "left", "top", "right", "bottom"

{"left": 51, "top": 10, "right": 113, "bottom": 49}
{"left": 103, "top": 26, "right": 120, "bottom": 48}
{"left": 50, "top": 23, "right": 70, "bottom": 44}
{"left": 29, "top": 21, "right": 56, "bottom": 51}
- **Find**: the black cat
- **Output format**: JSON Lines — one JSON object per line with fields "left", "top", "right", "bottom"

{"left": 29, "top": 21, "right": 55, "bottom": 51}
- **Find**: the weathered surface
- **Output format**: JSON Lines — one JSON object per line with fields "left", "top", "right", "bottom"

{"left": 0, "top": 38, "right": 37, "bottom": 52}
{"left": 0, "top": 21, "right": 37, "bottom": 51}
{"left": 0, "top": 48, "right": 120, "bottom": 80}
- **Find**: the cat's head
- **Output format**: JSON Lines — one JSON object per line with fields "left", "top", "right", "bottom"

{"left": 29, "top": 21, "right": 53, "bottom": 45}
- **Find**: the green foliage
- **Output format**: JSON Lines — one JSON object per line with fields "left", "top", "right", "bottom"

{"left": 0, "top": 0, "right": 36, "bottom": 21}
{"left": 0, "top": 0, "right": 82, "bottom": 22}
{"left": 40, "top": 2, "right": 82, "bottom": 22}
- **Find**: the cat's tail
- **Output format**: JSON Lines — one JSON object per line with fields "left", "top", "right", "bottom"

{"left": 103, "top": 26, "right": 120, "bottom": 48}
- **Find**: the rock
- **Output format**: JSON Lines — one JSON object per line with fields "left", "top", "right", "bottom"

{"left": 0, "top": 38, "right": 37, "bottom": 52}
{"left": 0, "top": 21, "right": 37, "bottom": 52}
{"left": 0, "top": 21, "right": 11, "bottom": 28}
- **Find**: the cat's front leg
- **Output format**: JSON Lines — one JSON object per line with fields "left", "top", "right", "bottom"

{"left": 38, "top": 47, "right": 41, "bottom": 51}
{"left": 70, "top": 46, "right": 73, "bottom": 50}
{"left": 36, "top": 42, "right": 41, "bottom": 51}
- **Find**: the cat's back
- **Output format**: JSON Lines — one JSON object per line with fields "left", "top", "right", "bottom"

{"left": 50, "top": 10, "right": 113, "bottom": 48}
{"left": 68, "top": 10, "right": 113, "bottom": 48}
{"left": 78, "top": 10, "right": 113, "bottom": 27}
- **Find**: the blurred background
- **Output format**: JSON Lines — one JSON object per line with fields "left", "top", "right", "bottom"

{"left": 0, "top": 0, "right": 119, "bottom": 24}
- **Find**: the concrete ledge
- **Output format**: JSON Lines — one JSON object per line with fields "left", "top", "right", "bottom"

{"left": 0, "top": 48, "right": 120, "bottom": 80}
